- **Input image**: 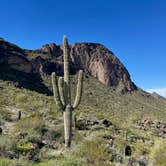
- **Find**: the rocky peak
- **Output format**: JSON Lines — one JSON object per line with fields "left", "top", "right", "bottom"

{"left": 0, "top": 39, "right": 137, "bottom": 93}
{"left": 39, "top": 42, "right": 136, "bottom": 92}
{"left": 42, "top": 43, "right": 62, "bottom": 57}
{"left": 0, "top": 40, "right": 32, "bottom": 73}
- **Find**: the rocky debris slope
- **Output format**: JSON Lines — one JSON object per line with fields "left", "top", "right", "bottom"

{"left": 136, "top": 119, "right": 166, "bottom": 138}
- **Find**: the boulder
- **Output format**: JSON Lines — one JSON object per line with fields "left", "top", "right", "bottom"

{"left": 102, "top": 119, "right": 113, "bottom": 127}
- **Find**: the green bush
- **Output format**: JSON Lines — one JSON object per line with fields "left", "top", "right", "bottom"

{"left": 14, "top": 116, "right": 45, "bottom": 133}
{"left": 0, "top": 109, "right": 12, "bottom": 121}
{"left": 150, "top": 140, "right": 166, "bottom": 166}
{"left": 75, "top": 137, "right": 111, "bottom": 166}
{"left": 0, "top": 158, "right": 14, "bottom": 166}
{"left": 0, "top": 135, "right": 17, "bottom": 158}
{"left": 35, "top": 158, "right": 82, "bottom": 166}
{"left": 15, "top": 93, "right": 27, "bottom": 104}
{"left": 16, "top": 140, "right": 33, "bottom": 153}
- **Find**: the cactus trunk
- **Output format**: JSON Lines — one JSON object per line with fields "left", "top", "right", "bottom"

{"left": 63, "top": 36, "right": 72, "bottom": 147}
{"left": 64, "top": 105, "right": 72, "bottom": 147}
{"left": 73, "top": 113, "right": 77, "bottom": 130}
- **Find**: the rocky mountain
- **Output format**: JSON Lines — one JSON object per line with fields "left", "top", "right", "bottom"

{"left": 0, "top": 38, "right": 166, "bottom": 165}
{"left": 0, "top": 38, "right": 136, "bottom": 93}
{"left": 0, "top": 38, "right": 32, "bottom": 73}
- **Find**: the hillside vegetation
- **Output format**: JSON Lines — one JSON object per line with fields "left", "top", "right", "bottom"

{"left": 0, "top": 38, "right": 166, "bottom": 165}
{"left": 0, "top": 73, "right": 166, "bottom": 165}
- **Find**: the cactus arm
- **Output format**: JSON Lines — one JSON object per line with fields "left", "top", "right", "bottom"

{"left": 72, "top": 70, "right": 83, "bottom": 109}
{"left": 63, "top": 36, "right": 71, "bottom": 105}
{"left": 58, "top": 77, "right": 65, "bottom": 106}
{"left": 51, "top": 72, "right": 64, "bottom": 111}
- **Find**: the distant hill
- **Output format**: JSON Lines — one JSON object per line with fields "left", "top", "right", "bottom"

{"left": 151, "top": 92, "right": 166, "bottom": 100}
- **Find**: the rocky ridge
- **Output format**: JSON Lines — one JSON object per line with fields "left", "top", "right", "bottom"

{"left": 0, "top": 38, "right": 136, "bottom": 92}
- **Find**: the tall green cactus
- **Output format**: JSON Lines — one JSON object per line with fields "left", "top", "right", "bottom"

{"left": 51, "top": 36, "right": 83, "bottom": 148}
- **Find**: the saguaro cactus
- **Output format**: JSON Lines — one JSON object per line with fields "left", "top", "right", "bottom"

{"left": 51, "top": 36, "right": 83, "bottom": 148}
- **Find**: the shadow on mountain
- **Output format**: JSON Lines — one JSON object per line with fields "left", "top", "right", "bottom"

{"left": 0, "top": 64, "right": 52, "bottom": 95}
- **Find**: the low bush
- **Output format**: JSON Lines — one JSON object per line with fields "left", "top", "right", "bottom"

{"left": 0, "top": 135, "right": 18, "bottom": 158}
{"left": 150, "top": 140, "right": 166, "bottom": 166}
{"left": 75, "top": 137, "right": 111, "bottom": 166}
{"left": 14, "top": 116, "right": 45, "bottom": 133}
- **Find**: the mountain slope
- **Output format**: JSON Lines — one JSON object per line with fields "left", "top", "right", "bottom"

{"left": 0, "top": 75, "right": 166, "bottom": 165}
{"left": 0, "top": 38, "right": 166, "bottom": 165}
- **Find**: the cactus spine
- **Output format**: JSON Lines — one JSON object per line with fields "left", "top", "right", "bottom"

{"left": 51, "top": 36, "right": 83, "bottom": 148}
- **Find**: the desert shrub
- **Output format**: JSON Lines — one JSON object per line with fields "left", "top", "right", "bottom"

{"left": 48, "top": 101, "right": 61, "bottom": 119}
{"left": 13, "top": 159, "right": 33, "bottom": 166}
{"left": 75, "top": 119, "right": 86, "bottom": 130}
{"left": 0, "top": 158, "right": 14, "bottom": 166}
{"left": 133, "top": 142, "right": 151, "bottom": 157}
{"left": 0, "top": 135, "right": 18, "bottom": 158}
{"left": 15, "top": 93, "right": 27, "bottom": 104}
{"left": 49, "top": 158, "right": 82, "bottom": 166}
{"left": 73, "top": 131, "right": 85, "bottom": 144}
{"left": 42, "top": 127, "right": 63, "bottom": 141}
{"left": 33, "top": 157, "right": 82, "bottom": 166}
{"left": 75, "top": 137, "right": 111, "bottom": 166}
{"left": 150, "top": 140, "right": 166, "bottom": 166}
{"left": 14, "top": 116, "right": 45, "bottom": 133}
{"left": 0, "top": 109, "right": 12, "bottom": 121}
{"left": 34, "top": 125, "right": 64, "bottom": 150}
{"left": 25, "top": 124, "right": 64, "bottom": 155}
{"left": 26, "top": 130, "right": 42, "bottom": 144}
{"left": 13, "top": 115, "right": 47, "bottom": 155}
{"left": 113, "top": 136, "right": 126, "bottom": 152}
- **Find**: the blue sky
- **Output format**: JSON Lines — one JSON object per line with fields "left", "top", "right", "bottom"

{"left": 0, "top": 0, "right": 166, "bottom": 96}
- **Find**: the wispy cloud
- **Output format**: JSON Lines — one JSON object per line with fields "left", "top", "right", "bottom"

{"left": 146, "top": 88, "right": 166, "bottom": 97}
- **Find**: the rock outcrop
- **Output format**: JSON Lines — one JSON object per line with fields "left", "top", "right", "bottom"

{"left": 0, "top": 39, "right": 32, "bottom": 73}
{"left": 42, "top": 43, "right": 62, "bottom": 57}
{"left": 0, "top": 39, "right": 136, "bottom": 92}
{"left": 136, "top": 120, "right": 166, "bottom": 138}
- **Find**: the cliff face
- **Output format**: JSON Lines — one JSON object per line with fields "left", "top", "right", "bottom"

{"left": 0, "top": 38, "right": 136, "bottom": 92}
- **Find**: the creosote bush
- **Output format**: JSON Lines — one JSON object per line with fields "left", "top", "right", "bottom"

{"left": 14, "top": 116, "right": 45, "bottom": 133}
{"left": 0, "top": 108, "right": 12, "bottom": 121}
{"left": 75, "top": 137, "right": 111, "bottom": 166}
{"left": 150, "top": 140, "right": 166, "bottom": 166}
{"left": 0, "top": 135, "right": 17, "bottom": 158}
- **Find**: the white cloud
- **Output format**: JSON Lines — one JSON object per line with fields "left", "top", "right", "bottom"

{"left": 146, "top": 88, "right": 166, "bottom": 98}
